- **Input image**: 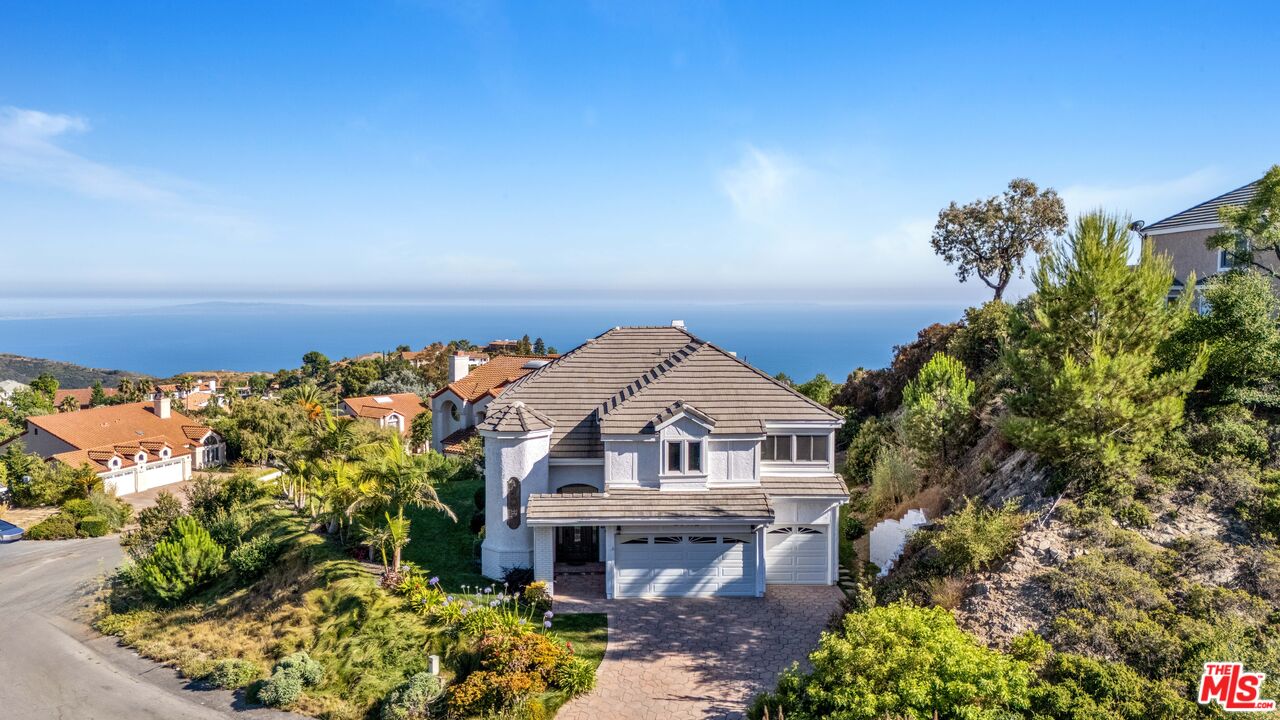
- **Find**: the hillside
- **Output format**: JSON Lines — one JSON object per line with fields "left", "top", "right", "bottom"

{"left": 0, "top": 353, "right": 144, "bottom": 388}
{"left": 754, "top": 227, "right": 1280, "bottom": 719}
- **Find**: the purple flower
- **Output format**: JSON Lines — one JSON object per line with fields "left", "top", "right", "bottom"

{"left": 428, "top": 576, "right": 440, "bottom": 586}
{"left": 543, "top": 620, "right": 552, "bottom": 629}
{"left": 543, "top": 610, "right": 554, "bottom": 620}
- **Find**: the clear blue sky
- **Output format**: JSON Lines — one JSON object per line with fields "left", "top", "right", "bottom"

{"left": 1, "top": 1, "right": 1277, "bottom": 306}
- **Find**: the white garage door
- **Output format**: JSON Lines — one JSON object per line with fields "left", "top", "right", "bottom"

{"left": 765, "top": 525, "right": 830, "bottom": 584}
{"left": 614, "top": 533, "right": 756, "bottom": 598}
{"left": 136, "top": 460, "right": 185, "bottom": 492}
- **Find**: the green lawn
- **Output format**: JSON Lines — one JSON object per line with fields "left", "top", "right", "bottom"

{"left": 544, "top": 612, "right": 609, "bottom": 714}
{"left": 401, "top": 478, "right": 488, "bottom": 590}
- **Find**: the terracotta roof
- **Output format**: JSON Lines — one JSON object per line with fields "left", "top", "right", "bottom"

{"left": 480, "top": 326, "right": 841, "bottom": 458}
{"left": 51, "top": 435, "right": 190, "bottom": 472}
{"left": 25, "top": 402, "right": 216, "bottom": 469}
{"left": 526, "top": 488, "right": 774, "bottom": 524}
{"left": 340, "top": 392, "right": 427, "bottom": 434}
{"left": 432, "top": 355, "right": 555, "bottom": 403}
{"left": 441, "top": 426, "right": 478, "bottom": 454}
{"left": 54, "top": 387, "right": 117, "bottom": 409}
{"left": 1144, "top": 180, "right": 1259, "bottom": 233}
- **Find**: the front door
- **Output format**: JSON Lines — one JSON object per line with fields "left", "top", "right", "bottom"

{"left": 556, "top": 526, "right": 599, "bottom": 564}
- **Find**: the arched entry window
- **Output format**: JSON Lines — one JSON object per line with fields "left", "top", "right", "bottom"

{"left": 505, "top": 477, "right": 521, "bottom": 529}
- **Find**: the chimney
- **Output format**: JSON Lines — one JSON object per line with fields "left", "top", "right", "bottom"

{"left": 448, "top": 353, "right": 471, "bottom": 383}
{"left": 155, "top": 395, "right": 171, "bottom": 419}
{"left": 671, "top": 320, "right": 686, "bottom": 328}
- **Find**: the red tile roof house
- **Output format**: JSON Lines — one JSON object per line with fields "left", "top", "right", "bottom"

{"left": 0, "top": 396, "right": 226, "bottom": 496}
{"left": 477, "top": 324, "right": 849, "bottom": 599}
{"left": 339, "top": 392, "right": 429, "bottom": 448}
{"left": 54, "top": 386, "right": 118, "bottom": 410}
{"left": 430, "top": 353, "right": 555, "bottom": 455}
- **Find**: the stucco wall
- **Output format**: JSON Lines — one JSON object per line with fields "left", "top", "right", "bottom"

{"left": 481, "top": 431, "right": 551, "bottom": 578}
{"left": 1148, "top": 227, "right": 1280, "bottom": 286}
{"left": 548, "top": 463, "right": 604, "bottom": 492}
{"left": 18, "top": 428, "right": 75, "bottom": 457}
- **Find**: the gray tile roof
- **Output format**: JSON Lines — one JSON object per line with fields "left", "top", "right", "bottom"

{"left": 483, "top": 401, "right": 554, "bottom": 433}
{"left": 480, "top": 326, "right": 841, "bottom": 458}
{"left": 526, "top": 488, "right": 774, "bottom": 524}
{"left": 1143, "top": 180, "right": 1258, "bottom": 233}
{"left": 760, "top": 474, "right": 850, "bottom": 497}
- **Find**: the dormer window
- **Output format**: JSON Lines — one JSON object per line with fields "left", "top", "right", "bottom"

{"left": 664, "top": 439, "right": 704, "bottom": 475}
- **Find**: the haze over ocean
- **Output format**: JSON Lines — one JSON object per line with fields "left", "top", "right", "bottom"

{"left": 0, "top": 302, "right": 960, "bottom": 381}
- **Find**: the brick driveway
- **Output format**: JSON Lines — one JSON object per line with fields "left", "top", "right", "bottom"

{"left": 555, "top": 586, "right": 843, "bottom": 720}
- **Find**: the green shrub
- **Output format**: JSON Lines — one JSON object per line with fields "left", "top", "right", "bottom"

{"left": 446, "top": 669, "right": 543, "bottom": 719}
{"left": 186, "top": 471, "right": 267, "bottom": 522}
{"left": 274, "top": 651, "right": 324, "bottom": 687}
{"left": 1187, "top": 403, "right": 1269, "bottom": 464}
{"left": 1044, "top": 554, "right": 1171, "bottom": 615}
{"left": 749, "top": 602, "right": 1032, "bottom": 720}
{"left": 257, "top": 668, "right": 303, "bottom": 708}
{"left": 61, "top": 498, "right": 95, "bottom": 518}
{"left": 868, "top": 445, "right": 918, "bottom": 512}
{"left": 78, "top": 515, "right": 110, "bottom": 537}
{"left": 842, "top": 417, "right": 889, "bottom": 485}
{"left": 1008, "top": 631, "right": 1052, "bottom": 670}
{"left": 1029, "top": 651, "right": 1197, "bottom": 720}
{"left": 205, "top": 507, "right": 251, "bottom": 549}
{"left": 551, "top": 655, "right": 596, "bottom": 697}
{"left": 207, "top": 658, "right": 261, "bottom": 689}
{"left": 522, "top": 581, "right": 551, "bottom": 611}
{"left": 228, "top": 535, "right": 280, "bottom": 582}
{"left": 381, "top": 672, "right": 444, "bottom": 720}
{"left": 125, "top": 491, "right": 184, "bottom": 557}
{"left": 926, "top": 500, "right": 1026, "bottom": 575}
{"left": 1241, "top": 470, "right": 1280, "bottom": 541}
{"left": 137, "top": 516, "right": 224, "bottom": 602}
{"left": 26, "top": 513, "right": 79, "bottom": 540}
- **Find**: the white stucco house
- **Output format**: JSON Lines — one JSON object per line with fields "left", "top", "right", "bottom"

{"left": 477, "top": 324, "right": 849, "bottom": 599}
{"left": 339, "top": 392, "right": 429, "bottom": 447}
{"left": 0, "top": 396, "right": 226, "bottom": 496}
{"left": 431, "top": 353, "right": 553, "bottom": 455}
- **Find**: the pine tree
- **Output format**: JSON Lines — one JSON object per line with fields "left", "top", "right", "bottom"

{"left": 901, "top": 352, "right": 975, "bottom": 465}
{"left": 1002, "top": 211, "right": 1207, "bottom": 484}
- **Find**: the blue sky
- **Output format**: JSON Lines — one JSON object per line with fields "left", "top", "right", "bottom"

{"left": 1, "top": 1, "right": 1277, "bottom": 306}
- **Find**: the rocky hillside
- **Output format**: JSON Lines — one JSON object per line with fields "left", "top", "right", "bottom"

{"left": 0, "top": 353, "right": 143, "bottom": 388}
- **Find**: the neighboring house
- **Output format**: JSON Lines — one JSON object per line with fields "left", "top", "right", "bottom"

{"left": 152, "top": 378, "right": 219, "bottom": 410}
{"left": 0, "top": 380, "right": 29, "bottom": 402}
{"left": 1140, "top": 179, "right": 1264, "bottom": 299}
{"left": 431, "top": 353, "right": 554, "bottom": 455}
{"left": 484, "top": 339, "right": 520, "bottom": 354}
{"left": 54, "top": 386, "right": 118, "bottom": 410}
{"left": 0, "top": 397, "right": 226, "bottom": 496}
{"left": 339, "top": 392, "right": 428, "bottom": 443}
{"left": 477, "top": 324, "right": 849, "bottom": 599}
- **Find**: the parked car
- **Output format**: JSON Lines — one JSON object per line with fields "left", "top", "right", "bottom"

{"left": 0, "top": 519, "right": 24, "bottom": 542}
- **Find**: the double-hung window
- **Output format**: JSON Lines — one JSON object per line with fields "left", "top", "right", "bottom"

{"left": 665, "top": 439, "right": 704, "bottom": 474}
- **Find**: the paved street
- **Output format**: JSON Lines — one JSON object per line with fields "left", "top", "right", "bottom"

{"left": 555, "top": 585, "right": 843, "bottom": 720}
{"left": 0, "top": 537, "right": 297, "bottom": 720}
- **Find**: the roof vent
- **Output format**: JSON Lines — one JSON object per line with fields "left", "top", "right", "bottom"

{"left": 671, "top": 320, "right": 685, "bottom": 328}
{"left": 512, "top": 401, "right": 525, "bottom": 409}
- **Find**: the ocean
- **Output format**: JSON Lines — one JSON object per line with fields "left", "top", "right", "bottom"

{"left": 0, "top": 302, "right": 964, "bottom": 381}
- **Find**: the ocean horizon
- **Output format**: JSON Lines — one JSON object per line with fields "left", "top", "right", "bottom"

{"left": 0, "top": 300, "right": 965, "bottom": 381}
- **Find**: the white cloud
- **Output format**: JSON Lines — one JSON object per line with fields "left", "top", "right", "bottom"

{"left": 1060, "top": 167, "right": 1225, "bottom": 222}
{"left": 0, "top": 106, "right": 254, "bottom": 232}
{"left": 718, "top": 144, "right": 801, "bottom": 220}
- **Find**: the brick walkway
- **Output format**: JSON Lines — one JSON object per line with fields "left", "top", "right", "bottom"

{"left": 555, "top": 585, "right": 842, "bottom": 720}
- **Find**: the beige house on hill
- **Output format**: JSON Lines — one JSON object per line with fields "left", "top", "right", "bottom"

{"left": 1140, "top": 179, "right": 1265, "bottom": 299}
{"left": 0, "top": 397, "right": 225, "bottom": 496}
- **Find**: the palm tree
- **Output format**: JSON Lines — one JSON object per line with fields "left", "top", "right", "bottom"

{"left": 359, "top": 434, "right": 457, "bottom": 522}
{"left": 284, "top": 382, "right": 328, "bottom": 422}
{"left": 384, "top": 510, "right": 411, "bottom": 572}
{"left": 305, "top": 410, "right": 369, "bottom": 461}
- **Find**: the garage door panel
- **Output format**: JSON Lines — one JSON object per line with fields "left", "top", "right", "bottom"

{"left": 765, "top": 525, "right": 830, "bottom": 585}
{"left": 614, "top": 533, "right": 757, "bottom": 598}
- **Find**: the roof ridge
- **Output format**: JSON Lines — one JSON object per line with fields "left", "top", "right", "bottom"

{"left": 594, "top": 340, "right": 705, "bottom": 421}
{"left": 1145, "top": 178, "right": 1261, "bottom": 231}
